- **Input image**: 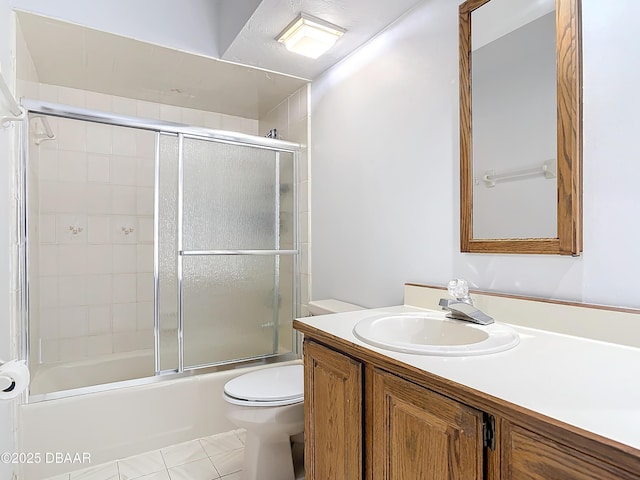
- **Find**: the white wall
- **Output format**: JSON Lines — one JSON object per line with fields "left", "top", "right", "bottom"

{"left": 310, "top": 0, "right": 640, "bottom": 310}
{"left": 217, "top": 0, "right": 262, "bottom": 55}
{"left": 8, "top": 0, "right": 220, "bottom": 58}
{"left": 0, "top": 0, "right": 17, "bottom": 477}
{"left": 311, "top": 0, "right": 458, "bottom": 307}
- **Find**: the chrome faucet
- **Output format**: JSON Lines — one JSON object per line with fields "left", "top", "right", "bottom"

{"left": 439, "top": 279, "right": 494, "bottom": 325}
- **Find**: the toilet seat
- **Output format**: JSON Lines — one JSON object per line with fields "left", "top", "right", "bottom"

{"left": 223, "top": 364, "right": 304, "bottom": 407}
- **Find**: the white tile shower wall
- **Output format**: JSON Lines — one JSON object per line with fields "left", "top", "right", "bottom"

{"left": 35, "top": 117, "right": 156, "bottom": 364}
{"left": 258, "top": 85, "right": 311, "bottom": 317}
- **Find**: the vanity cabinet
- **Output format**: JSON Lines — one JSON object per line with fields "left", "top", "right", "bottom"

{"left": 500, "top": 421, "right": 638, "bottom": 480}
{"left": 300, "top": 337, "right": 640, "bottom": 480}
{"left": 303, "top": 340, "right": 363, "bottom": 480}
{"left": 369, "top": 368, "right": 484, "bottom": 479}
{"left": 304, "top": 339, "right": 485, "bottom": 480}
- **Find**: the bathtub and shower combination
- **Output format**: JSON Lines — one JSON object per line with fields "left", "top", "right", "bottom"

{"left": 16, "top": 100, "right": 301, "bottom": 479}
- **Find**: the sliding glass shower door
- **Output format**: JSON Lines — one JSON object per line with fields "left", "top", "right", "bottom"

{"left": 158, "top": 134, "right": 297, "bottom": 372}
{"left": 23, "top": 100, "right": 300, "bottom": 400}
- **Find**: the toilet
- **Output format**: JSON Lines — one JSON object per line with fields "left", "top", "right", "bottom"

{"left": 224, "top": 364, "right": 304, "bottom": 480}
{"left": 223, "top": 299, "right": 363, "bottom": 480}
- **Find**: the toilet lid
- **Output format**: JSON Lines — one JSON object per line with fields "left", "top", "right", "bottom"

{"left": 224, "top": 365, "right": 303, "bottom": 403}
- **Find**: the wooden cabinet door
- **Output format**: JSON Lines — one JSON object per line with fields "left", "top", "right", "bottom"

{"left": 304, "top": 340, "right": 363, "bottom": 480}
{"left": 502, "top": 421, "right": 639, "bottom": 480}
{"left": 369, "top": 368, "right": 484, "bottom": 480}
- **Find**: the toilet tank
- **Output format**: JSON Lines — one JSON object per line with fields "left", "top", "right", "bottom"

{"left": 307, "top": 299, "right": 364, "bottom": 315}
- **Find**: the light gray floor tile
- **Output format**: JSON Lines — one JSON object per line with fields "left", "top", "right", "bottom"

{"left": 136, "top": 471, "right": 170, "bottom": 480}
{"left": 69, "top": 461, "right": 119, "bottom": 480}
{"left": 210, "top": 448, "right": 243, "bottom": 477}
{"left": 199, "top": 432, "right": 243, "bottom": 458}
{"left": 118, "top": 450, "right": 166, "bottom": 480}
{"left": 167, "top": 458, "right": 219, "bottom": 480}
{"left": 219, "top": 472, "right": 242, "bottom": 480}
{"left": 161, "top": 439, "right": 208, "bottom": 469}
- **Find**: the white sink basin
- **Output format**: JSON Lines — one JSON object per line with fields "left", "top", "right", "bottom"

{"left": 353, "top": 311, "right": 519, "bottom": 356}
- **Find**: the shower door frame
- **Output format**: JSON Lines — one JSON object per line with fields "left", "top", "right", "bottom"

{"left": 19, "top": 99, "right": 302, "bottom": 402}
{"left": 174, "top": 133, "right": 299, "bottom": 373}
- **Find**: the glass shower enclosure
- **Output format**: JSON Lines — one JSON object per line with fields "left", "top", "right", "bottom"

{"left": 20, "top": 100, "right": 300, "bottom": 400}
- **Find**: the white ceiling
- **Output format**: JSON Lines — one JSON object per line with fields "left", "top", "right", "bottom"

{"left": 220, "top": 0, "right": 425, "bottom": 80}
{"left": 16, "top": 0, "right": 425, "bottom": 119}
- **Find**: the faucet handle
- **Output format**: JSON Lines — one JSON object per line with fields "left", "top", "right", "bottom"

{"left": 447, "top": 278, "right": 471, "bottom": 302}
{"left": 439, "top": 299, "right": 494, "bottom": 325}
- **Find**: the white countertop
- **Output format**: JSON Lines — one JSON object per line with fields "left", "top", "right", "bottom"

{"left": 296, "top": 305, "right": 640, "bottom": 451}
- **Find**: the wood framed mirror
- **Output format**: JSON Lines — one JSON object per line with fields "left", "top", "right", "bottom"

{"left": 459, "top": 0, "right": 582, "bottom": 255}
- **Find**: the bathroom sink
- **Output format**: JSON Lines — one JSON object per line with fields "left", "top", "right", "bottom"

{"left": 353, "top": 311, "right": 519, "bottom": 356}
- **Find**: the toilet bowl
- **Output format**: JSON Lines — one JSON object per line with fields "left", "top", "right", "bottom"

{"left": 223, "top": 364, "right": 304, "bottom": 480}
{"left": 222, "top": 300, "right": 363, "bottom": 479}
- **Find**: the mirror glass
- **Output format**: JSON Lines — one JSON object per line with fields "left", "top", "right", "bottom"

{"left": 472, "top": 0, "right": 556, "bottom": 239}
{"left": 459, "top": 0, "right": 582, "bottom": 255}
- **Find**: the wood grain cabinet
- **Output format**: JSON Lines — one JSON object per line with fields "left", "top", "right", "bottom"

{"left": 300, "top": 338, "right": 640, "bottom": 480}
{"left": 501, "top": 422, "right": 639, "bottom": 480}
{"left": 369, "top": 368, "right": 484, "bottom": 479}
{"left": 303, "top": 339, "right": 363, "bottom": 480}
{"left": 303, "top": 339, "right": 485, "bottom": 480}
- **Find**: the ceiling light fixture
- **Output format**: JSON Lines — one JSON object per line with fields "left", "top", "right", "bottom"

{"left": 276, "top": 13, "right": 345, "bottom": 59}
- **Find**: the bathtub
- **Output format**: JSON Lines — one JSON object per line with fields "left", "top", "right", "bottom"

{"left": 18, "top": 358, "right": 301, "bottom": 480}
{"left": 29, "top": 350, "right": 155, "bottom": 395}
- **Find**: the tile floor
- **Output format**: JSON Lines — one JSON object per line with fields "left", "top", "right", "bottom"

{"left": 44, "top": 430, "right": 249, "bottom": 480}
